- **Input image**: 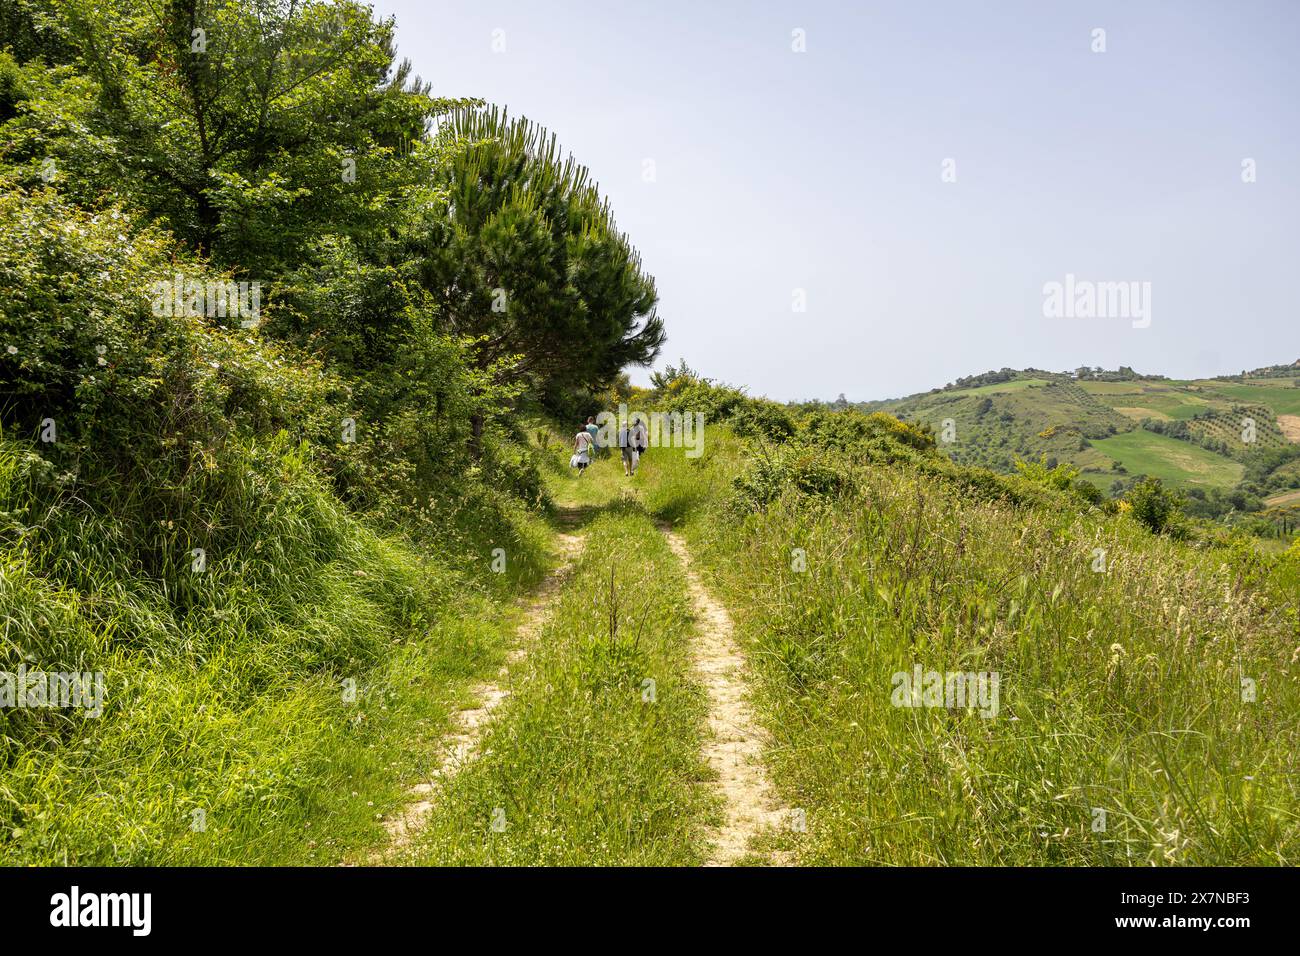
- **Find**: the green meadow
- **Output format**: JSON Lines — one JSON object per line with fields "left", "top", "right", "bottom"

{"left": 1091, "top": 430, "right": 1246, "bottom": 489}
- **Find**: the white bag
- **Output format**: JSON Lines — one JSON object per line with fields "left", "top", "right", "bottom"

{"left": 569, "top": 453, "right": 582, "bottom": 468}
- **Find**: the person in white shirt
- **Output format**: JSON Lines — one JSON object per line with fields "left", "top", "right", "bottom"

{"left": 571, "top": 426, "right": 593, "bottom": 475}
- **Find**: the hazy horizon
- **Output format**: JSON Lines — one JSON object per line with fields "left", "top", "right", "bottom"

{"left": 376, "top": 0, "right": 1300, "bottom": 403}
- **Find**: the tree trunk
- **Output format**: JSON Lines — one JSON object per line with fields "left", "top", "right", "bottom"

{"left": 468, "top": 412, "right": 484, "bottom": 460}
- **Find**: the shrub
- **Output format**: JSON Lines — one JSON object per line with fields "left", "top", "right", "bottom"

{"left": 480, "top": 420, "right": 550, "bottom": 508}
{"left": 0, "top": 50, "right": 26, "bottom": 122}
{"left": 0, "top": 188, "right": 339, "bottom": 497}
{"left": 661, "top": 377, "right": 749, "bottom": 421}
{"left": 731, "top": 400, "right": 796, "bottom": 443}
{"left": 730, "top": 450, "right": 848, "bottom": 512}
{"left": 1125, "top": 477, "right": 1183, "bottom": 534}
{"left": 1014, "top": 454, "right": 1104, "bottom": 506}
{"left": 798, "top": 408, "right": 934, "bottom": 455}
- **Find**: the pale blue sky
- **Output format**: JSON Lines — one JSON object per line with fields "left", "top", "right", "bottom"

{"left": 376, "top": 0, "right": 1299, "bottom": 401}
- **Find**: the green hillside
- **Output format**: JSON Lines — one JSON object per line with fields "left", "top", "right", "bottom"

{"left": 865, "top": 366, "right": 1300, "bottom": 531}
{"left": 1090, "top": 430, "right": 1245, "bottom": 489}
{"left": 1202, "top": 381, "right": 1300, "bottom": 416}
{"left": 869, "top": 376, "right": 1129, "bottom": 474}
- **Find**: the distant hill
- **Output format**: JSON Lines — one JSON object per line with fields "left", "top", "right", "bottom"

{"left": 1214, "top": 359, "right": 1300, "bottom": 380}
{"left": 861, "top": 364, "right": 1300, "bottom": 520}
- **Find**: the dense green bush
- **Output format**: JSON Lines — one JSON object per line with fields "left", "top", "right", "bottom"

{"left": 798, "top": 408, "right": 935, "bottom": 455}
{"left": 1015, "top": 455, "right": 1105, "bottom": 506}
{"left": 726, "top": 406, "right": 1072, "bottom": 514}
{"left": 479, "top": 420, "right": 549, "bottom": 508}
{"left": 730, "top": 399, "right": 796, "bottom": 443}
{"left": 0, "top": 50, "right": 25, "bottom": 122}
{"left": 1125, "top": 476, "right": 1183, "bottom": 535}
{"left": 0, "top": 188, "right": 340, "bottom": 492}
{"left": 660, "top": 377, "right": 750, "bottom": 421}
{"left": 730, "top": 449, "right": 849, "bottom": 512}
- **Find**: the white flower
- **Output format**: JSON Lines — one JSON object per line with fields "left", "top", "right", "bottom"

{"left": 5, "top": 345, "right": 16, "bottom": 355}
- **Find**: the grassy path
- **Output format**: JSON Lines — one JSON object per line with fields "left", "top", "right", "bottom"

{"left": 559, "top": 451, "right": 790, "bottom": 863}
{"left": 349, "top": 442, "right": 796, "bottom": 866}
{"left": 661, "top": 524, "right": 790, "bottom": 865}
{"left": 369, "top": 514, "right": 586, "bottom": 859}
{"left": 388, "top": 494, "right": 719, "bottom": 865}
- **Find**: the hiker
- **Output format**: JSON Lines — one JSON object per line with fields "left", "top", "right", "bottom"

{"left": 618, "top": 419, "right": 635, "bottom": 476}
{"left": 630, "top": 416, "right": 649, "bottom": 475}
{"left": 571, "top": 425, "right": 593, "bottom": 476}
{"left": 585, "top": 416, "right": 601, "bottom": 458}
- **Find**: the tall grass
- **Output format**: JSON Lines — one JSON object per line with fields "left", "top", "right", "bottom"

{"left": 0, "top": 431, "right": 549, "bottom": 864}
{"left": 650, "top": 427, "right": 1300, "bottom": 865}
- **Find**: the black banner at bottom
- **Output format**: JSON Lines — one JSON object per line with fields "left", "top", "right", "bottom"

{"left": 0, "top": 866, "right": 1286, "bottom": 941}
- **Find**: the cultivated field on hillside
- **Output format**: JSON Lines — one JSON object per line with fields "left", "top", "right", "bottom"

{"left": 1090, "top": 430, "right": 1246, "bottom": 488}
{"left": 875, "top": 371, "right": 1300, "bottom": 504}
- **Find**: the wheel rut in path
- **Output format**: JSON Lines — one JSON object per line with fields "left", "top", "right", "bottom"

{"left": 660, "top": 523, "right": 790, "bottom": 866}
{"left": 372, "top": 510, "right": 586, "bottom": 860}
